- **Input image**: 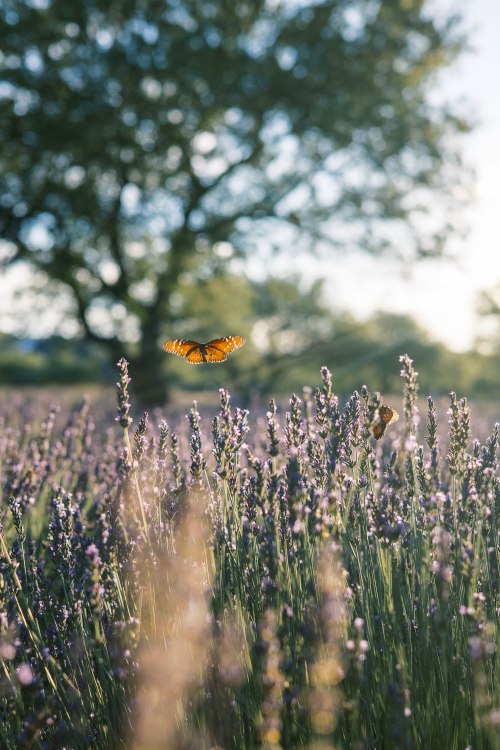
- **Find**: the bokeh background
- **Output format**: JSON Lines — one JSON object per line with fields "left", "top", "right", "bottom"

{"left": 1, "top": 0, "right": 499, "bottom": 405}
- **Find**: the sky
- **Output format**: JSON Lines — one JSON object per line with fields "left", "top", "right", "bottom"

{"left": 1, "top": 0, "right": 499, "bottom": 352}
{"left": 320, "top": 0, "right": 500, "bottom": 352}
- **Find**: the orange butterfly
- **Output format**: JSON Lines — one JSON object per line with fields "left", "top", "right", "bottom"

{"left": 372, "top": 405, "right": 399, "bottom": 440}
{"left": 164, "top": 336, "right": 245, "bottom": 364}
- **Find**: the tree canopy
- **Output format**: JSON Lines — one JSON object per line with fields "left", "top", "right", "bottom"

{"left": 0, "top": 0, "right": 469, "bottom": 401}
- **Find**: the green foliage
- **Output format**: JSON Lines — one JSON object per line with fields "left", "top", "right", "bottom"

{"left": 2, "top": 275, "right": 500, "bottom": 402}
{"left": 477, "top": 282, "right": 500, "bottom": 355}
{"left": 0, "top": 0, "right": 469, "bottom": 401}
{"left": 0, "top": 334, "right": 112, "bottom": 385}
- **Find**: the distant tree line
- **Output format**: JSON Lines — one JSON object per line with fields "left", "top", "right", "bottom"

{"left": 1, "top": 275, "right": 497, "bottom": 402}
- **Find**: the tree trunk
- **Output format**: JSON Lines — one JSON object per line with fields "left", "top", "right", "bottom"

{"left": 130, "top": 314, "right": 170, "bottom": 406}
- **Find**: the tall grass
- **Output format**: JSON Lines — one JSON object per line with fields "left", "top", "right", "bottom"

{"left": 0, "top": 355, "right": 498, "bottom": 749}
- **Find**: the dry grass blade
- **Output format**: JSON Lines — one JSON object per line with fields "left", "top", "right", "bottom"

{"left": 131, "top": 495, "right": 213, "bottom": 750}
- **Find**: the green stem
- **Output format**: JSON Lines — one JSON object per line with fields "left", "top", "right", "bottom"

{"left": 124, "top": 426, "right": 149, "bottom": 536}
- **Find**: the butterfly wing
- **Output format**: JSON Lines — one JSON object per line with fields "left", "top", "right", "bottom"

{"left": 379, "top": 406, "right": 399, "bottom": 427}
{"left": 186, "top": 345, "right": 209, "bottom": 364}
{"left": 164, "top": 339, "right": 201, "bottom": 360}
{"left": 372, "top": 421, "right": 386, "bottom": 439}
{"left": 202, "top": 346, "right": 228, "bottom": 363}
{"left": 372, "top": 405, "right": 399, "bottom": 439}
{"left": 206, "top": 336, "right": 245, "bottom": 354}
{"left": 204, "top": 336, "right": 245, "bottom": 362}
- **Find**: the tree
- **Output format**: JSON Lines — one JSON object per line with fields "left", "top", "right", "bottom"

{"left": 0, "top": 0, "right": 469, "bottom": 402}
{"left": 477, "top": 284, "right": 500, "bottom": 354}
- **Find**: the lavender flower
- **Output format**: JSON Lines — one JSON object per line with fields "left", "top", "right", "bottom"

{"left": 399, "top": 353, "right": 420, "bottom": 440}
{"left": 188, "top": 402, "right": 207, "bottom": 484}
{"left": 115, "top": 358, "right": 133, "bottom": 429}
{"left": 0, "top": 356, "right": 498, "bottom": 750}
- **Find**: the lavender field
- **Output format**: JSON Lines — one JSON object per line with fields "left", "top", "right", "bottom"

{"left": 0, "top": 355, "right": 498, "bottom": 750}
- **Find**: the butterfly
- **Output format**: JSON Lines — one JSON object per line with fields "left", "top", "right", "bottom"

{"left": 372, "top": 405, "right": 399, "bottom": 440}
{"left": 164, "top": 336, "right": 245, "bottom": 364}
